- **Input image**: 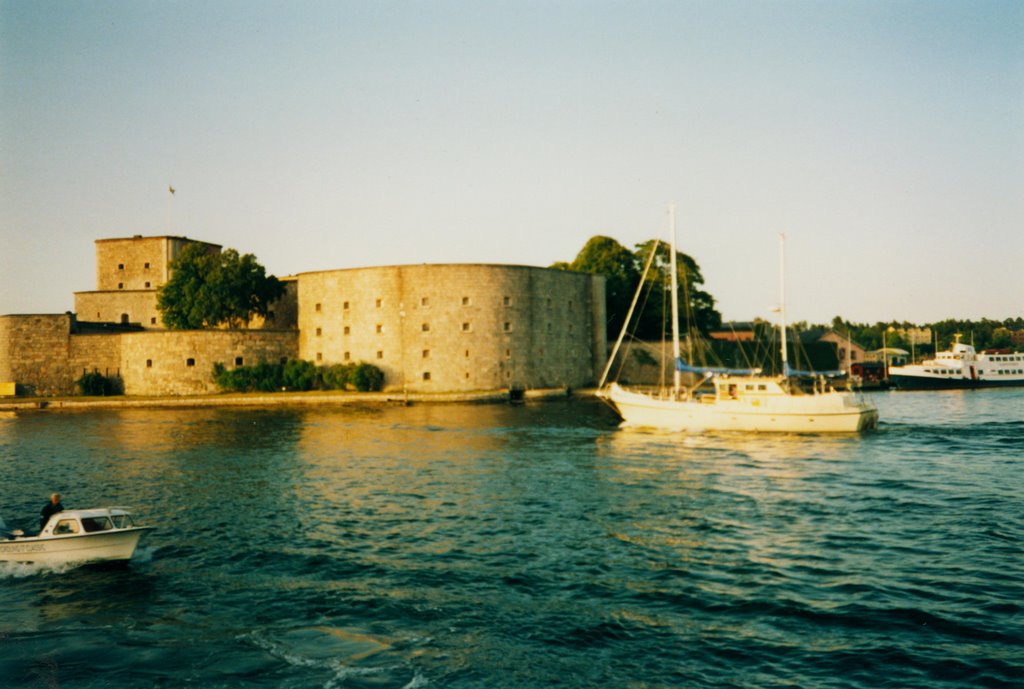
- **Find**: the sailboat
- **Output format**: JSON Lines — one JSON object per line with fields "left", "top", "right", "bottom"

{"left": 597, "top": 208, "right": 879, "bottom": 433}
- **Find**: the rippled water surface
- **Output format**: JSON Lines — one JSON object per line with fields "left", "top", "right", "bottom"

{"left": 1, "top": 390, "right": 1021, "bottom": 688}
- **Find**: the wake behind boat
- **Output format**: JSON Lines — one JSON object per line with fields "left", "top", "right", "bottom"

{"left": 1, "top": 507, "right": 153, "bottom": 566}
{"left": 597, "top": 209, "right": 878, "bottom": 433}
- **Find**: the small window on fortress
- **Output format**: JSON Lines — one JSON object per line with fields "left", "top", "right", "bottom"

{"left": 462, "top": 297, "right": 470, "bottom": 306}
{"left": 422, "top": 323, "right": 430, "bottom": 332}
{"left": 343, "top": 326, "right": 350, "bottom": 335}
{"left": 376, "top": 324, "right": 383, "bottom": 334}
{"left": 423, "top": 372, "right": 431, "bottom": 381}
{"left": 343, "top": 301, "right": 349, "bottom": 310}
{"left": 506, "top": 349, "right": 511, "bottom": 358}
{"left": 144, "top": 262, "right": 150, "bottom": 269}
{"left": 235, "top": 357, "right": 243, "bottom": 366}
{"left": 465, "top": 349, "right": 470, "bottom": 357}
{"left": 315, "top": 303, "right": 322, "bottom": 312}
{"left": 376, "top": 298, "right": 382, "bottom": 308}
{"left": 316, "top": 352, "right": 323, "bottom": 362}
{"left": 118, "top": 283, "right": 124, "bottom": 290}
{"left": 462, "top": 322, "right": 470, "bottom": 332}
{"left": 316, "top": 327, "right": 322, "bottom": 336}
{"left": 144, "top": 282, "right": 151, "bottom": 288}
{"left": 120, "top": 314, "right": 129, "bottom": 324}
{"left": 146, "top": 359, "right": 152, "bottom": 368}
{"left": 344, "top": 352, "right": 350, "bottom": 361}
{"left": 423, "top": 349, "right": 430, "bottom": 358}
{"left": 503, "top": 296, "right": 511, "bottom": 306}
{"left": 376, "top": 350, "right": 383, "bottom": 359}
{"left": 186, "top": 358, "right": 195, "bottom": 367}
{"left": 503, "top": 322, "right": 511, "bottom": 332}
{"left": 421, "top": 297, "right": 429, "bottom": 306}
{"left": 151, "top": 317, "right": 157, "bottom": 325}
{"left": 118, "top": 263, "right": 124, "bottom": 270}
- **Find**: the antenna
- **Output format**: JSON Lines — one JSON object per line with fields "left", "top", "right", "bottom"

{"left": 779, "top": 233, "right": 788, "bottom": 375}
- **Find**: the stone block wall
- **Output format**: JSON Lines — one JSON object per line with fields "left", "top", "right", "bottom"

{"left": 0, "top": 314, "right": 75, "bottom": 395}
{"left": 75, "top": 290, "right": 162, "bottom": 328}
{"left": 298, "top": 264, "right": 606, "bottom": 392}
{"left": 120, "top": 330, "right": 298, "bottom": 395}
{"left": 95, "top": 236, "right": 220, "bottom": 291}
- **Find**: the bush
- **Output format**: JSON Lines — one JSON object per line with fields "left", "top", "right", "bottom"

{"left": 213, "top": 360, "right": 384, "bottom": 393}
{"left": 76, "top": 371, "right": 122, "bottom": 396}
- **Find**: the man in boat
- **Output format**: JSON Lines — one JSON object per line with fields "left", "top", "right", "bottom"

{"left": 40, "top": 492, "right": 64, "bottom": 531}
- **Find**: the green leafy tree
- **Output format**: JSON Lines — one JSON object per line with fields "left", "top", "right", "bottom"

{"left": 631, "top": 240, "right": 722, "bottom": 339}
{"left": 157, "top": 244, "right": 285, "bottom": 329}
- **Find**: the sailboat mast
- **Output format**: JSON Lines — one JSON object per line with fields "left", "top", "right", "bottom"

{"left": 670, "top": 205, "right": 681, "bottom": 396}
{"left": 779, "top": 233, "right": 788, "bottom": 375}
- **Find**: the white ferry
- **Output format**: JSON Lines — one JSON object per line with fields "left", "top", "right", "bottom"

{"left": 888, "top": 335, "right": 1024, "bottom": 390}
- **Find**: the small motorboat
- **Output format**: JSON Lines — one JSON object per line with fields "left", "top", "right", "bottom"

{"left": 0, "top": 507, "right": 153, "bottom": 566}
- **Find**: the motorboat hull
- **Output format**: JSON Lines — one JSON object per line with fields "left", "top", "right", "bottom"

{"left": 602, "top": 383, "right": 879, "bottom": 433}
{"left": 0, "top": 527, "right": 152, "bottom": 566}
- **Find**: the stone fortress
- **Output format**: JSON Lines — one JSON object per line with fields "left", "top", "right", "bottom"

{"left": 0, "top": 235, "right": 607, "bottom": 397}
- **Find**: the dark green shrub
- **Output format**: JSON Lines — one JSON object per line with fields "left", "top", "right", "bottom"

{"left": 76, "top": 371, "right": 122, "bottom": 396}
{"left": 351, "top": 363, "right": 384, "bottom": 392}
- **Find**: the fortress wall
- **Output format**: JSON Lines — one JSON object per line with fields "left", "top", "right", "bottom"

{"left": 68, "top": 333, "right": 123, "bottom": 384}
{"left": 0, "top": 315, "right": 75, "bottom": 395}
{"left": 119, "top": 330, "right": 298, "bottom": 395}
{"left": 298, "top": 265, "right": 605, "bottom": 392}
{"left": 75, "top": 290, "right": 161, "bottom": 328}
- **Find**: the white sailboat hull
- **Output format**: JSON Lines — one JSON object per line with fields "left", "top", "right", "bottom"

{"left": 602, "top": 383, "right": 879, "bottom": 433}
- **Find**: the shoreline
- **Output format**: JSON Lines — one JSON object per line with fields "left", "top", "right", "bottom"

{"left": 0, "top": 387, "right": 598, "bottom": 412}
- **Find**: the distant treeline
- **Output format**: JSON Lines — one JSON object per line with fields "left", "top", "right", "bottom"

{"left": 817, "top": 317, "right": 1024, "bottom": 352}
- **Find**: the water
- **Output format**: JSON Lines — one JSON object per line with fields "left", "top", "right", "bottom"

{"left": 1, "top": 390, "right": 1021, "bottom": 688}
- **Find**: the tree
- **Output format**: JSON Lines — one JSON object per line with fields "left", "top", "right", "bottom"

{"left": 553, "top": 236, "right": 640, "bottom": 339}
{"left": 157, "top": 244, "right": 285, "bottom": 329}
{"left": 631, "top": 240, "right": 722, "bottom": 339}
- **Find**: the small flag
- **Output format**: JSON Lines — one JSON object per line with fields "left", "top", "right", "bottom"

{"left": 169, "top": 185, "right": 176, "bottom": 195}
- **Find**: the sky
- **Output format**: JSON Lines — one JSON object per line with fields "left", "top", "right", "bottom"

{"left": 2, "top": 0, "right": 1022, "bottom": 325}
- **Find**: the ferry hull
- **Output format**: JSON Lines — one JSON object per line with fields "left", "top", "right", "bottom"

{"left": 0, "top": 528, "right": 152, "bottom": 566}
{"left": 602, "top": 384, "right": 878, "bottom": 433}
{"left": 890, "top": 375, "right": 1024, "bottom": 391}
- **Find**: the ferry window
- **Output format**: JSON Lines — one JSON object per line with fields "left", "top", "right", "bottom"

{"left": 82, "top": 516, "right": 113, "bottom": 532}
{"left": 54, "top": 520, "right": 79, "bottom": 535}
{"left": 745, "top": 384, "right": 754, "bottom": 391}
{"left": 758, "top": 384, "right": 767, "bottom": 390}
{"left": 112, "top": 514, "right": 134, "bottom": 528}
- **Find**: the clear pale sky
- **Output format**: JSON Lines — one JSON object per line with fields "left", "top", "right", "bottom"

{"left": 2, "top": 1, "right": 1021, "bottom": 325}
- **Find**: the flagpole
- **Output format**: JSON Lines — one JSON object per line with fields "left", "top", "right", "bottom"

{"left": 167, "top": 185, "right": 175, "bottom": 233}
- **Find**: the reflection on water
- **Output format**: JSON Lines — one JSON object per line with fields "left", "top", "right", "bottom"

{"left": 0, "top": 394, "right": 1021, "bottom": 688}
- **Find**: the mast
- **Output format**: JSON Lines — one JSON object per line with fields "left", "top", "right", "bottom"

{"left": 670, "top": 205, "right": 681, "bottom": 396}
{"left": 778, "top": 233, "right": 788, "bottom": 376}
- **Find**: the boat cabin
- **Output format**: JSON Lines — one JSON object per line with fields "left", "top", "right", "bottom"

{"left": 40, "top": 508, "right": 137, "bottom": 537}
